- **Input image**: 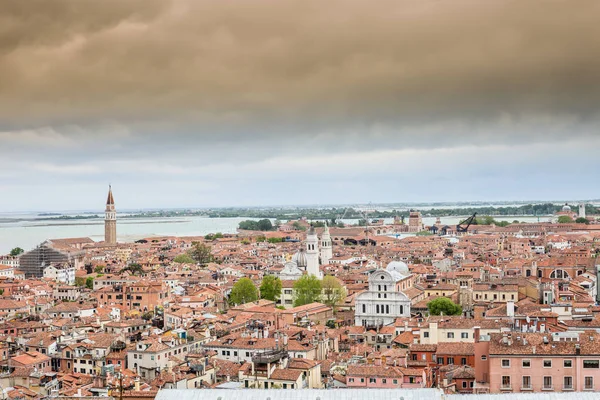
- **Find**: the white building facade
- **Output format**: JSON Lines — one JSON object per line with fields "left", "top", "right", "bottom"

{"left": 354, "top": 262, "right": 413, "bottom": 327}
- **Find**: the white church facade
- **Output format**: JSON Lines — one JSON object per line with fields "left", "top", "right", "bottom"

{"left": 278, "top": 224, "right": 333, "bottom": 281}
{"left": 354, "top": 261, "right": 413, "bottom": 327}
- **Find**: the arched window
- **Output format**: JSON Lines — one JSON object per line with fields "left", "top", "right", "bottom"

{"left": 362, "top": 304, "right": 366, "bottom": 313}
{"left": 537, "top": 270, "right": 542, "bottom": 278}
{"left": 550, "top": 269, "right": 570, "bottom": 279}
{"left": 400, "top": 305, "right": 404, "bottom": 314}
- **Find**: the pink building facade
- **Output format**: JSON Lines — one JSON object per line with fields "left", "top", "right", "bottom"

{"left": 482, "top": 331, "right": 600, "bottom": 393}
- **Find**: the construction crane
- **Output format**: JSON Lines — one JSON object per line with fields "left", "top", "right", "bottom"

{"left": 456, "top": 212, "right": 477, "bottom": 234}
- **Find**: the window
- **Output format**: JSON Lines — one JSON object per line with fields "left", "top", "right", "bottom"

{"left": 348, "top": 378, "right": 354, "bottom": 383}
{"left": 501, "top": 376, "right": 511, "bottom": 389}
{"left": 481, "top": 355, "right": 487, "bottom": 361}
{"left": 543, "top": 376, "right": 552, "bottom": 390}
{"left": 382, "top": 379, "right": 387, "bottom": 384}
{"left": 564, "top": 376, "right": 573, "bottom": 390}
{"left": 423, "top": 332, "right": 429, "bottom": 338}
{"left": 461, "top": 358, "right": 467, "bottom": 365}
{"left": 522, "top": 376, "right": 531, "bottom": 389}
{"left": 360, "top": 378, "right": 364, "bottom": 383}
{"left": 564, "top": 360, "right": 572, "bottom": 368}
{"left": 447, "top": 332, "right": 454, "bottom": 339}
{"left": 522, "top": 360, "right": 531, "bottom": 368}
{"left": 448, "top": 357, "right": 455, "bottom": 365}
{"left": 543, "top": 360, "right": 552, "bottom": 368}
{"left": 461, "top": 332, "right": 468, "bottom": 339}
{"left": 393, "top": 379, "right": 398, "bottom": 385}
{"left": 462, "top": 381, "right": 467, "bottom": 389}
{"left": 362, "top": 305, "right": 366, "bottom": 313}
{"left": 369, "top": 378, "right": 376, "bottom": 384}
{"left": 584, "top": 376, "right": 594, "bottom": 390}
{"left": 583, "top": 360, "right": 600, "bottom": 369}
{"left": 502, "top": 359, "right": 510, "bottom": 368}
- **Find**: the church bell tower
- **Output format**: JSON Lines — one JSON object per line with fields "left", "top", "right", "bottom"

{"left": 105, "top": 185, "right": 117, "bottom": 245}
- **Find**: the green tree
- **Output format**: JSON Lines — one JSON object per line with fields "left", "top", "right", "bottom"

{"left": 257, "top": 219, "right": 273, "bottom": 231}
{"left": 189, "top": 242, "right": 214, "bottom": 266}
{"left": 267, "top": 237, "right": 283, "bottom": 244}
{"left": 256, "top": 235, "right": 267, "bottom": 242}
{"left": 205, "top": 232, "right": 224, "bottom": 240}
{"left": 321, "top": 275, "right": 346, "bottom": 310}
{"left": 238, "top": 220, "right": 260, "bottom": 230}
{"left": 121, "top": 263, "right": 144, "bottom": 276}
{"left": 292, "top": 221, "right": 306, "bottom": 231}
{"left": 173, "top": 253, "right": 195, "bottom": 264}
{"left": 575, "top": 217, "right": 589, "bottom": 224}
{"left": 85, "top": 277, "right": 94, "bottom": 290}
{"left": 9, "top": 247, "right": 24, "bottom": 257}
{"left": 427, "top": 297, "right": 462, "bottom": 316}
{"left": 293, "top": 275, "right": 322, "bottom": 307}
{"left": 94, "top": 265, "right": 105, "bottom": 274}
{"left": 416, "top": 230, "right": 433, "bottom": 236}
{"left": 75, "top": 277, "right": 86, "bottom": 287}
{"left": 558, "top": 216, "right": 574, "bottom": 224}
{"left": 229, "top": 278, "right": 258, "bottom": 305}
{"left": 260, "top": 275, "right": 282, "bottom": 301}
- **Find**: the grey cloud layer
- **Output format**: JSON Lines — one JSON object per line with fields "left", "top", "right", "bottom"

{"left": 1, "top": 0, "right": 599, "bottom": 130}
{"left": 1, "top": 0, "right": 599, "bottom": 209}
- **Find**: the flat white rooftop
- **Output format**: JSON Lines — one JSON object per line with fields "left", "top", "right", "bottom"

{"left": 156, "top": 389, "right": 600, "bottom": 400}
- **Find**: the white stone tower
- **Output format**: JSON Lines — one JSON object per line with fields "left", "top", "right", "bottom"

{"left": 305, "top": 226, "right": 322, "bottom": 278}
{"left": 105, "top": 185, "right": 117, "bottom": 245}
{"left": 320, "top": 222, "right": 333, "bottom": 265}
{"left": 579, "top": 203, "right": 586, "bottom": 219}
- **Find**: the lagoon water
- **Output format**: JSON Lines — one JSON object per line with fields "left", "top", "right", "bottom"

{"left": 0, "top": 212, "right": 549, "bottom": 254}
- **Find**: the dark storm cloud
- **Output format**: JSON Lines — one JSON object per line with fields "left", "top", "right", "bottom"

{"left": 0, "top": 0, "right": 599, "bottom": 209}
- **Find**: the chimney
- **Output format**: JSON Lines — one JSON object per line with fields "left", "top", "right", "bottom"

{"left": 134, "top": 377, "right": 140, "bottom": 391}
{"left": 532, "top": 345, "right": 536, "bottom": 354}
{"left": 506, "top": 301, "right": 515, "bottom": 318}
{"left": 474, "top": 326, "right": 481, "bottom": 343}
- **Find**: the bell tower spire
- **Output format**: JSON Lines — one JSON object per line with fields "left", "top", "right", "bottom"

{"left": 104, "top": 185, "right": 117, "bottom": 245}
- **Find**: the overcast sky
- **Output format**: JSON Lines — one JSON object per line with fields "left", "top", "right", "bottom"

{"left": 1, "top": 0, "right": 599, "bottom": 211}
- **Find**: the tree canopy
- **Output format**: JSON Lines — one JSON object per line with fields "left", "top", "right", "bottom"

{"left": 293, "top": 275, "right": 322, "bottom": 307}
{"left": 260, "top": 275, "right": 282, "bottom": 302}
{"left": 120, "top": 263, "right": 144, "bottom": 276}
{"left": 575, "top": 217, "right": 589, "bottom": 224}
{"left": 427, "top": 297, "right": 462, "bottom": 316}
{"left": 205, "top": 232, "right": 224, "bottom": 240}
{"left": 9, "top": 247, "right": 24, "bottom": 257}
{"left": 321, "top": 275, "right": 346, "bottom": 310}
{"left": 238, "top": 219, "right": 273, "bottom": 231}
{"left": 173, "top": 253, "right": 195, "bottom": 264}
{"left": 85, "top": 277, "right": 94, "bottom": 290}
{"left": 189, "top": 242, "right": 214, "bottom": 265}
{"left": 229, "top": 278, "right": 258, "bottom": 305}
{"left": 558, "top": 215, "right": 574, "bottom": 223}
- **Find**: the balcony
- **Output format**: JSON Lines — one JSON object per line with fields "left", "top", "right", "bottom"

{"left": 500, "top": 386, "right": 512, "bottom": 391}
{"left": 251, "top": 349, "right": 288, "bottom": 364}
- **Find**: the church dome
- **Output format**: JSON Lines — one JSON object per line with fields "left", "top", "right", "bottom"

{"left": 292, "top": 248, "right": 308, "bottom": 268}
{"left": 386, "top": 261, "right": 409, "bottom": 276}
{"left": 562, "top": 204, "right": 572, "bottom": 212}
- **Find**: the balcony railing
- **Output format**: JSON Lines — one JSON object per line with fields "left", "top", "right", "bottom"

{"left": 251, "top": 349, "right": 288, "bottom": 364}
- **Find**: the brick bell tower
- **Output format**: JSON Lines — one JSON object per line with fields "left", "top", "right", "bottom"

{"left": 105, "top": 185, "right": 117, "bottom": 245}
